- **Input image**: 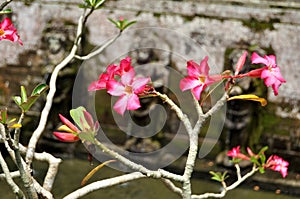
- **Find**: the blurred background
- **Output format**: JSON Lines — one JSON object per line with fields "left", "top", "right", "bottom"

{"left": 0, "top": 0, "right": 300, "bottom": 198}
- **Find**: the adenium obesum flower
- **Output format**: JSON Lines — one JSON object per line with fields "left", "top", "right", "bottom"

{"left": 265, "top": 155, "right": 289, "bottom": 178}
{"left": 241, "top": 52, "right": 286, "bottom": 96}
{"left": 107, "top": 69, "right": 150, "bottom": 115}
{"left": 89, "top": 57, "right": 151, "bottom": 115}
{"left": 180, "top": 56, "right": 222, "bottom": 100}
{"left": 88, "top": 57, "right": 133, "bottom": 91}
{"left": 227, "top": 146, "right": 250, "bottom": 160}
{"left": 0, "top": 18, "right": 23, "bottom": 45}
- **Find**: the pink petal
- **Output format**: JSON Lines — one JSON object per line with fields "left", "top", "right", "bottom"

{"left": 88, "top": 80, "right": 105, "bottom": 91}
{"left": 113, "top": 95, "right": 128, "bottom": 115}
{"left": 0, "top": 18, "right": 12, "bottom": 29}
{"left": 272, "top": 67, "right": 286, "bottom": 82}
{"left": 191, "top": 84, "right": 206, "bottom": 100}
{"left": 107, "top": 80, "right": 125, "bottom": 96}
{"left": 187, "top": 61, "right": 201, "bottom": 77}
{"left": 199, "top": 56, "right": 210, "bottom": 75}
{"left": 53, "top": 132, "right": 79, "bottom": 142}
{"left": 127, "top": 94, "right": 141, "bottom": 110}
{"left": 180, "top": 77, "right": 200, "bottom": 91}
{"left": 262, "top": 70, "right": 276, "bottom": 87}
{"left": 266, "top": 55, "right": 276, "bottom": 67}
{"left": 251, "top": 52, "right": 269, "bottom": 65}
{"left": 121, "top": 69, "right": 135, "bottom": 85}
{"left": 59, "top": 114, "right": 80, "bottom": 132}
{"left": 132, "top": 77, "right": 150, "bottom": 93}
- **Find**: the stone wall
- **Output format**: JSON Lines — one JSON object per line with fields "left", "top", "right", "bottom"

{"left": 1, "top": 0, "right": 300, "bottom": 156}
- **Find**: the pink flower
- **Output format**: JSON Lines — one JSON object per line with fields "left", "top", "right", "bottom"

{"left": 88, "top": 64, "right": 118, "bottom": 91}
{"left": 265, "top": 155, "right": 289, "bottom": 178}
{"left": 107, "top": 69, "right": 150, "bottom": 115}
{"left": 180, "top": 56, "right": 221, "bottom": 100}
{"left": 0, "top": 18, "right": 23, "bottom": 45}
{"left": 227, "top": 146, "right": 250, "bottom": 160}
{"left": 114, "top": 56, "right": 133, "bottom": 76}
{"left": 88, "top": 57, "right": 133, "bottom": 91}
{"left": 251, "top": 52, "right": 286, "bottom": 95}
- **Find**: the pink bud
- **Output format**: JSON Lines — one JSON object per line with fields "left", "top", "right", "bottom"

{"left": 235, "top": 51, "right": 248, "bottom": 75}
{"left": 59, "top": 114, "right": 80, "bottom": 132}
{"left": 53, "top": 132, "right": 80, "bottom": 142}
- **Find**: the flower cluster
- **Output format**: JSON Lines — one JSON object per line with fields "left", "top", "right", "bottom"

{"left": 180, "top": 52, "right": 286, "bottom": 100}
{"left": 89, "top": 57, "right": 151, "bottom": 115}
{"left": 227, "top": 146, "right": 289, "bottom": 178}
{"left": 0, "top": 17, "right": 22, "bottom": 45}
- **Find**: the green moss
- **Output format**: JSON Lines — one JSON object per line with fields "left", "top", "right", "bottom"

{"left": 242, "top": 17, "right": 280, "bottom": 32}
{"left": 153, "top": 13, "right": 162, "bottom": 18}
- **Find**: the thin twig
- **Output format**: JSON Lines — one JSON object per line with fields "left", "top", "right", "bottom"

{"left": 0, "top": 0, "right": 13, "bottom": 11}
{"left": 191, "top": 166, "right": 258, "bottom": 199}
{"left": 74, "top": 31, "right": 121, "bottom": 60}
{"left": 161, "top": 178, "right": 183, "bottom": 196}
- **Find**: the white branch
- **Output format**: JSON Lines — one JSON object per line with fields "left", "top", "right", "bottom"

{"left": 74, "top": 32, "right": 121, "bottom": 60}
{"left": 63, "top": 172, "right": 145, "bottom": 199}
{"left": 25, "top": 14, "right": 84, "bottom": 166}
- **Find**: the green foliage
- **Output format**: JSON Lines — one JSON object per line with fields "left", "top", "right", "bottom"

{"left": 79, "top": 0, "right": 105, "bottom": 9}
{"left": 70, "top": 106, "right": 87, "bottom": 131}
{"left": 209, "top": 171, "right": 229, "bottom": 182}
{"left": 0, "top": 9, "right": 12, "bottom": 14}
{"left": 12, "top": 84, "right": 48, "bottom": 113}
{"left": 108, "top": 18, "right": 137, "bottom": 32}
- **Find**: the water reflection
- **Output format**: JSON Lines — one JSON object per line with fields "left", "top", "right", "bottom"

{"left": 0, "top": 158, "right": 298, "bottom": 199}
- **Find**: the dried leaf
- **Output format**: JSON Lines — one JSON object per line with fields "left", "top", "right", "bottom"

{"left": 81, "top": 160, "right": 116, "bottom": 186}
{"left": 227, "top": 94, "right": 267, "bottom": 106}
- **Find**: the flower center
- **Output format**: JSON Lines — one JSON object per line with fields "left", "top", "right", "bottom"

{"left": 199, "top": 76, "right": 206, "bottom": 83}
{"left": 0, "top": 29, "right": 5, "bottom": 36}
{"left": 125, "top": 85, "right": 133, "bottom": 94}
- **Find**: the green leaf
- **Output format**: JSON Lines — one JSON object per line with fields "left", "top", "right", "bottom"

{"left": 1, "top": 109, "right": 7, "bottom": 124}
{"left": 70, "top": 106, "right": 87, "bottom": 130}
{"left": 78, "top": 131, "right": 95, "bottom": 143}
{"left": 259, "top": 167, "right": 265, "bottom": 174}
{"left": 209, "top": 171, "right": 222, "bottom": 182}
{"left": 7, "top": 118, "right": 16, "bottom": 124}
{"left": 108, "top": 18, "right": 120, "bottom": 27}
{"left": 122, "top": 20, "right": 137, "bottom": 31}
{"left": 94, "top": 0, "right": 105, "bottom": 9}
{"left": 21, "top": 86, "right": 27, "bottom": 103}
{"left": 258, "top": 146, "right": 268, "bottom": 154}
{"left": 12, "top": 96, "right": 22, "bottom": 106}
{"left": 250, "top": 156, "right": 260, "bottom": 165}
{"left": 0, "top": 9, "right": 12, "bottom": 15}
{"left": 31, "top": 83, "right": 48, "bottom": 96}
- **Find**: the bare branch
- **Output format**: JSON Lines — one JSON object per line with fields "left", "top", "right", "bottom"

{"left": 0, "top": 150, "right": 25, "bottom": 198}
{"left": 161, "top": 178, "right": 182, "bottom": 196}
{"left": 25, "top": 14, "right": 84, "bottom": 166}
{"left": 63, "top": 172, "right": 145, "bottom": 199}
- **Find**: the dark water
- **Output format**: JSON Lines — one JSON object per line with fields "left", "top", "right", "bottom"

{"left": 0, "top": 158, "right": 298, "bottom": 199}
